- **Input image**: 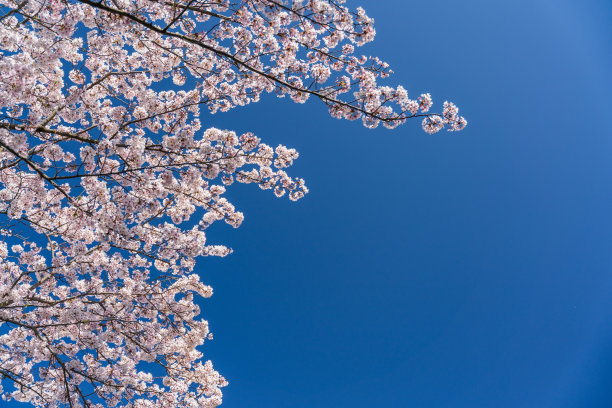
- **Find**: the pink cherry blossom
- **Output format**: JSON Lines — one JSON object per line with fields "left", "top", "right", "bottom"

{"left": 0, "top": 0, "right": 466, "bottom": 407}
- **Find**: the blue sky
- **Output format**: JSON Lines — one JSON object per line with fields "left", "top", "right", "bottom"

{"left": 198, "top": 0, "right": 612, "bottom": 407}
{"left": 3, "top": 0, "right": 612, "bottom": 407}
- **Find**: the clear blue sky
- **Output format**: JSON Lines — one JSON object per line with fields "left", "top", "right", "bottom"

{"left": 199, "top": 1, "right": 612, "bottom": 407}
{"left": 4, "top": 1, "right": 612, "bottom": 407}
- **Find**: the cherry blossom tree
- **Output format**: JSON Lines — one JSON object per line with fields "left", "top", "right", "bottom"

{"left": 0, "top": 0, "right": 466, "bottom": 407}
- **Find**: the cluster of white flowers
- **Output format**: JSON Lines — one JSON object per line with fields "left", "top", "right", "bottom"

{"left": 421, "top": 101, "right": 467, "bottom": 134}
{"left": 0, "top": 0, "right": 465, "bottom": 406}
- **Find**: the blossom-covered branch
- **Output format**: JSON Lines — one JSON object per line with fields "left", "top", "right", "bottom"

{"left": 0, "top": 0, "right": 466, "bottom": 407}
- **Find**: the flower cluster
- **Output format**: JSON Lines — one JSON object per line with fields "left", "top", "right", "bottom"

{"left": 0, "top": 0, "right": 465, "bottom": 407}
{"left": 421, "top": 101, "right": 467, "bottom": 134}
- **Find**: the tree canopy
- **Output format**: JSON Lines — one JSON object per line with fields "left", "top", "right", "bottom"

{"left": 0, "top": 0, "right": 465, "bottom": 407}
